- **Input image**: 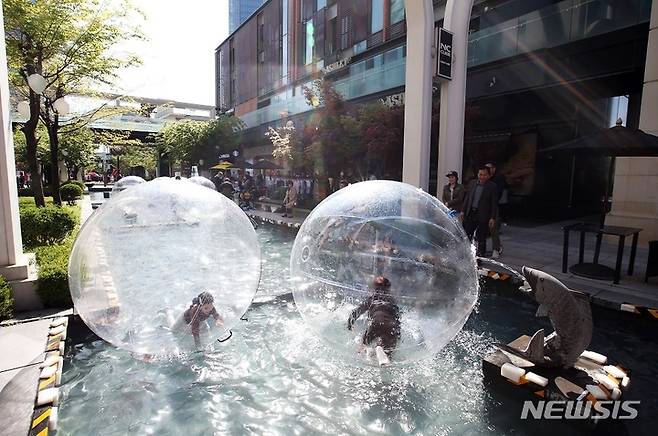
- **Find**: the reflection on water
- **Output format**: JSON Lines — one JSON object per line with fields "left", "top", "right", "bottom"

{"left": 58, "top": 225, "right": 657, "bottom": 435}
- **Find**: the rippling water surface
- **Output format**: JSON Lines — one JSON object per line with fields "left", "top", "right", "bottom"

{"left": 58, "top": 225, "right": 657, "bottom": 435}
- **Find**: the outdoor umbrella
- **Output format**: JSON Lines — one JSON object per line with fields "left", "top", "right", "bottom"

{"left": 211, "top": 161, "right": 233, "bottom": 170}
{"left": 251, "top": 159, "right": 283, "bottom": 170}
{"left": 541, "top": 119, "right": 658, "bottom": 225}
{"left": 230, "top": 160, "right": 254, "bottom": 169}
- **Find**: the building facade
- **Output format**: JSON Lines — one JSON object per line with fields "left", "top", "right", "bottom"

{"left": 215, "top": 0, "right": 657, "bottom": 235}
{"left": 229, "top": 0, "right": 269, "bottom": 33}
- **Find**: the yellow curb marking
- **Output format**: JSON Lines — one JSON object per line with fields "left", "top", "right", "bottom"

{"left": 32, "top": 408, "right": 51, "bottom": 428}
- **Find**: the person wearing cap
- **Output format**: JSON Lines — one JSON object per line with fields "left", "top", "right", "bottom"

{"left": 442, "top": 170, "right": 465, "bottom": 212}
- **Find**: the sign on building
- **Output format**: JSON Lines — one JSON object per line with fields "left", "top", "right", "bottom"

{"left": 437, "top": 28, "right": 453, "bottom": 81}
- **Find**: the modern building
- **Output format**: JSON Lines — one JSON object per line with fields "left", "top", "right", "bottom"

{"left": 229, "top": 0, "right": 268, "bottom": 33}
{"left": 215, "top": 0, "right": 658, "bottom": 241}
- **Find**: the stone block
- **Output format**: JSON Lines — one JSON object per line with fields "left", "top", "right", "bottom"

{"left": 10, "top": 270, "right": 43, "bottom": 312}
{"left": 639, "top": 82, "right": 658, "bottom": 133}
{"left": 644, "top": 28, "right": 658, "bottom": 83}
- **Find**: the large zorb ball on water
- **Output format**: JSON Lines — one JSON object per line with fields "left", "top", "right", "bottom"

{"left": 68, "top": 178, "right": 260, "bottom": 355}
{"left": 290, "top": 181, "right": 478, "bottom": 365}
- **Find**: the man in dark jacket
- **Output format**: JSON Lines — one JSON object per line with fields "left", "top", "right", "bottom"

{"left": 442, "top": 170, "right": 465, "bottom": 212}
{"left": 461, "top": 166, "right": 498, "bottom": 256}
{"left": 485, "top": 162, "right": 505, "bottom": 258}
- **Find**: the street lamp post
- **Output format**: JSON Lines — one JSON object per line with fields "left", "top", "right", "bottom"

{"left": 18, "top": 73, "right": 71, "bottom": 205}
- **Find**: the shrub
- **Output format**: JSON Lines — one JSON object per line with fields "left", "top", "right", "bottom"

{"left": 62, "top": 180, "right": 86, "bottom": 191}
{"left": 0, "top": 276, "right": 13, "bottom": 321}
{"left": 60, "top": 183, "right": 83, "bottom": 205}
{"left": 20, "top": 206, "right": 76, "bottom": 247}
{"left": 18, "top": 186, "right": 53, "bottom": 197}
{"left": 36, "top": 242, "right": 73, "bottom": 308}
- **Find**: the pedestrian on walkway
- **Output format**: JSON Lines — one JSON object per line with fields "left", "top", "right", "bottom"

{"left": 461, "top": 166, "right": 498, "bottom": 257}
{"left": 282, "top": 180, "right": 297, "bottom": 218}
{"left": 485, "top": 162, "right": 506, "bottom": 258}
{"left": 442, "top": 170, "right": 465, "bottom": 213}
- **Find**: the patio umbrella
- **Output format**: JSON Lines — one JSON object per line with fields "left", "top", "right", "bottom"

{"left": 211, "top": 161, "right": 233, "bottom": 170}
{"left": 541, "top": 119, "right": 658, "bottom": 225}
{"left": 251, "top": 159, "right": 283, "bottom": 170}
{"left": 230, "top": 160, "right": 254, "bottom": 169}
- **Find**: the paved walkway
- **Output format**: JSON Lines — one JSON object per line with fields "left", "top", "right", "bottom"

{"left": 246, "top": 209, "right": 658, "bottom": 309}
{"left": 0, "top": 195, "right": 91, "bottom": 436}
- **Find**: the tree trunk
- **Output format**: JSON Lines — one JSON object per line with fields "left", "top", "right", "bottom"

{"left": 47, "top": 119, "right": 62, "bottom": 206}
{"left": 23, "top": 94, "right": 45, "bottom": 207}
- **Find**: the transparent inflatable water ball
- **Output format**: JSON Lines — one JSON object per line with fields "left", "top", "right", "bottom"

{"left": 188, "top": 176, "right": 216, "bottom": 190}
{"left": 69, "top": 178, "right": 261, "bottom": 356}
{"left": 111, "top": 175, "right": 145, "bottom": 193}
{"left": 290, "top": 181, "right": 478, "bottom": 365}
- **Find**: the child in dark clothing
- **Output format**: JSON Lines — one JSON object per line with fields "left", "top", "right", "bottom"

{"left": 181, "top": 291, "right": 224, "bottom": 347}
{"left": 347, "top": 276, "right": 401, "bottom": 356}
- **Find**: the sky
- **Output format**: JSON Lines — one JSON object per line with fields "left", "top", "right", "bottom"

{"left": 112, "top": 0, "right": 229, "bottom": 107}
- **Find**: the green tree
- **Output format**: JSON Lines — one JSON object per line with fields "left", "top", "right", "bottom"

{"left": 13, "top": 122, "right": 49, "bottom": 169}
{"left": 4, "top": 0, "right": 144, "bottom": 205}
{"left": 58, "top": 124, "right": 96, "bottom": 180}
{"left": 156, "top": 116, "right": 244, "bottom": 170}
{"left": 94, "top": 130, "right": 150, "bottom": 175}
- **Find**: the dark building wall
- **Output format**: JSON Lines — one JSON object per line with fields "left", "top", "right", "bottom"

{"left": 235, "top": 19, "right": 258, "bottom": 106}
{"left": 258, "top": 0, "right": 282, "bottom": 96}
{"left": 217, "top": 0, "right": 404, "bottom": 111}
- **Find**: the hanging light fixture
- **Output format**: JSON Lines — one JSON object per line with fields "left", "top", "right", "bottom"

{"left": 27, "top": 73, "right": 47, "bottom": 94}
{"left": 17, "top": 101, "right": 31, "bottom": 118}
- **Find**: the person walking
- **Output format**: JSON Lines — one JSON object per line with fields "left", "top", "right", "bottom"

{"left": 461, "top": 166, "right": 498, "bottom": 257}
{"left": 442, "top": 170, "right": 465, "bottom": 213}
{"left": 485, "top": 162, "right": 505, "bottom": 258}
{"left": 282, "top": 180, "right": 297, "bottom": 217}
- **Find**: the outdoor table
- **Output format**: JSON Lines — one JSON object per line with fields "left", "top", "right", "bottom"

{"left": 562, "top": 223, "right": 642, "bottom": 284}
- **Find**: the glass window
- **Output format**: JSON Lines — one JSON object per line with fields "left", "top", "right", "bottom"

{"left": 317, "top": 0, "right": 326, "bottom": 9}
{"left": 370, "top": 0, "right": 384, "bottom": 34}
{"left": 327, "top": 17, "right": 338, "bottom": 54}
{"left": 390, "top": 0, "right": 405, "bottom": 24}
{"left": 305, "top": 20, "right": 315, "bottom": 65}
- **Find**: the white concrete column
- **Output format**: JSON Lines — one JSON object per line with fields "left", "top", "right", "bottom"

{"left": 0, "top": 5, "right": 40, "bottom": 311}
{"left": 402, "top": 0, "right": 474, "bottom": 193}
{"left": 437, "top": 0, "right": 475, "bottom": 191}
{"left": 0, "top": 5, "right": 25, "bottom": 270}
{"left": 402, "top": 0, "right": 434, "bottom": 190}
{"left": 607, "top": 0, "right": 658, "bottom": 244}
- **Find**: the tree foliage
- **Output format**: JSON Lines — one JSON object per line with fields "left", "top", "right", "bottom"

{"left": 156, "top": 116, "right": 245, "bottom": 166}
{"left": 57, "top": 123, "right": 96, "bottom": 178}
{"left": 267, "top": 77, "right": 404, "bottom": 183}
{"left": 4, "top": 0, "right": 145, "bottom": 205}
{"left": 13, "top": 123, "right": 49, "bottom": 166}
{"left": 94, "top": 130, "right": 155, "bottom": 175}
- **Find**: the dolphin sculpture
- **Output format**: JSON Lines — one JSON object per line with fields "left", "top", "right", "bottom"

{"left": 497, "top": 266, "right": 593, "bottom": 368}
